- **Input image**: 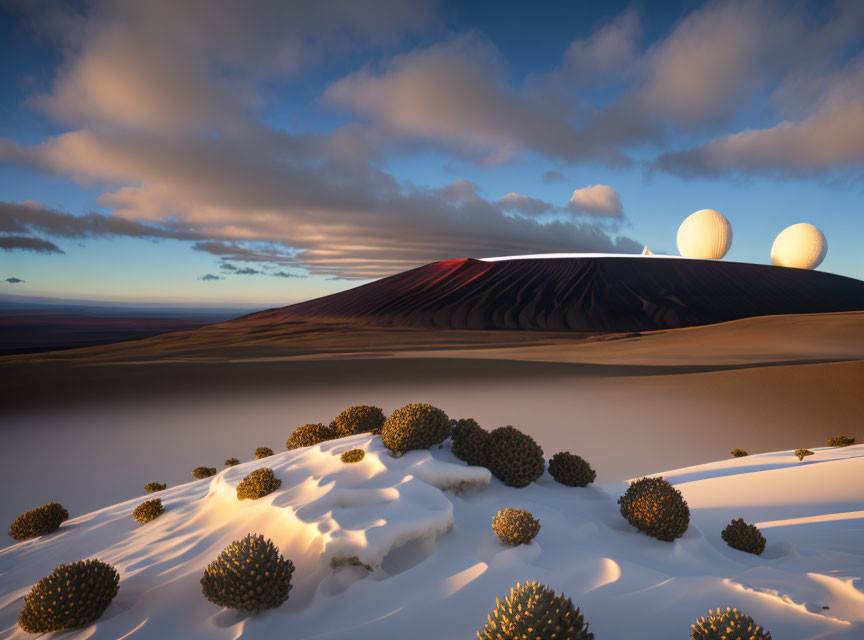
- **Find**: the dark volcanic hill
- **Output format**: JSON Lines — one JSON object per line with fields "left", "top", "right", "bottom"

{"left": 231, "top": 257, "right": 864, "bottom": 333}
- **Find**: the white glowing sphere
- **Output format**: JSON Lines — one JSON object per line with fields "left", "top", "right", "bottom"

{"left": 770, "top": 223, "right": 827, "bottom": 270}
{"left": 676, "top": 209, "right": 733, "bottom": 259}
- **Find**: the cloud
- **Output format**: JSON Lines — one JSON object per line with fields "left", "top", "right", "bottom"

{"left": 324, "top": 37, "right": 587, "bottom": 163}
{"left": 198, "top": 273, "right": 224, "bottom": 281}
{"left": 0, "top": 235, "right": 64, "bottom": 253}
{"left": 557, "top": 10, "right": 641, "bottom": 82}
{"left": 0, "top": 2, "right": 651, "bottom": 280}
{"left": 651, "top": 53, "right": 864, "bottom": 177}
{"left": 5, "top": 277, "right": 25, "bottom": 283}
{"left": 235, "top": 267, "right": 264, "bottom": 275}
{"left": 542, "top": 170, "right": 566, "bottom": 183}
{"left": 567, "top": 185, "right": 623, "bottom": 217}
{"left": 273, "top": 271, "right": 308, "bottom": 278}
{"left": 0, "top": 200, "right": 205, "bottom": 240}
{"left": 23, "top": 0, "right": 438, "bottom": 134}
{"left": 498, "top": 193, "right": 552, "bottom": 217}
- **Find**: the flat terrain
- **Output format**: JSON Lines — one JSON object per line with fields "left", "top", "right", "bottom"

{"left": 0, "top": 311, "right": 861, "bottom": 527}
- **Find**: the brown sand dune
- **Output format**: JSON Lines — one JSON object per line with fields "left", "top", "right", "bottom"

{"left": 236, "top": 257, "right": 864, "bottom": 332}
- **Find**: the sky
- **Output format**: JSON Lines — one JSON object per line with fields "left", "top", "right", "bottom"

{"left": 0, "top": 0, "right": 862, "bottom": 306}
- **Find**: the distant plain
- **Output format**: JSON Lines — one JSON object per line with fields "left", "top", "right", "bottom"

{"left": 1, "top": 311, "right": 861, "bottom": 528}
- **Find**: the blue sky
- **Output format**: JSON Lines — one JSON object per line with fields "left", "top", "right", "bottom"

{"left": 1, "top": 0, "right": 862, "bottom": 305}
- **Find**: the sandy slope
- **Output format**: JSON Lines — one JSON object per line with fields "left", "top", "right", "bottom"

{"left": 1, "top": 437, "right": 861, "bottom": 639}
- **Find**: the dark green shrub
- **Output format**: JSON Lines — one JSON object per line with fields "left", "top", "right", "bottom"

{"left": 192, "top": 466, "right": 217, "bottom": 479}
{"left": 286, "top": 423, "right": 338, "bottom": 449}
{"left": 828, "top": 435, "right": 855, "bottom": 447}
{"left": 8, "top": 503, "right": 69, "bottom": 541}
{"left": 450, "top": 418, "right": 489, "bottom": 467}
{"left": 381, "top": 403, "right": 450, "bottom": 455}
{"left": 17, "top": 559, "right": 119, "bottom": 633}
{"left": 690, "top": 607, "right": 771, "bottom": 639}
{"left": 144, "top": 482, "right": 166, "bottom": 493}
{"left": 201, "top": 533, "right": 294, "bottom": 612}
{"left": 795, "top": 448, "right": 813, "bottom": 461}
{"left": 133, "top": 498, "right": 164, "bottom": 524}
{"left": 332, "top": 405, "right": 386, "bottom": 437}
{"left": 485, "top": 426, "right": 545, "bottom": 488}
{"left": 491, "top": 508, "right": 540, "bottom": 545}
{"left": 254, "top": 447, "right": 274, "bottom": 460}
{"left": 618, "top": 476, "right": 690, "bottom": 542}
{"left": 478, "top": 581, "right": 593, "bottom": 640}
{"left": 730, "top": 449, "right": 748, "bottom": 457}
{"left": 236, "top": 468, "right": 282, "bottom": 501}
{"left": 548, "top": 452, "right": 596, "bottom": 487}
{"left": 225, "top": 458, "right": 240, "bottom": 467}
{"left": 341, "top": 448, "right": 365, "bottom": 463}
{"left": 722, "top": 518, "right": 766, "bottom": 555}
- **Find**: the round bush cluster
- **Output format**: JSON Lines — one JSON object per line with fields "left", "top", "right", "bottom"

{"left": 381, "top": 403, "right": 451, "bottom": 455}
{"left": 192, "top": 466, "right": 217, "bottom": 479}
{"left": 730, "top": 449, "right": 748, "bottom": 458}
{"left": 332, "top": 405, "right": 386, "bottom": 437}
{"left": 144, "top": 482, "right": 166, "bottom": 493}
{"left": 201, "top": 533, "right": 294, "bottom": 612}
{"left": 548, "top": 452, "right": 596, "bottom": 487}
{"left": 478, "top": 581, "right": 594, "bottom": 640}
{"left": 485, "top": 426, "right": 545, "bottom": 488}
{"left": 491, "top": 508, "right": 540, "bottom": 545}
{"left": 618, "top": 476, "right": 690, "bottom": 542}
{"left": 690, "top": 607, "right": 772, "bottom": 640}
{"left": 450, "top": 418, "right": 489, "bottom": 467}
{"left": 133, "top": 498, "right": 164, "bottom": 524}
{"left": 828, "top": 435, "right": 855, "bottom": 447}
{"left": 8, "top": 503, "right": 69, "bottom": 541}
{"left": 721, "top": 518, "right": 766, "bottom": 555}
{"left": 795, "top": 448, "right": 813, "bottom": 461}
{"left": 225, "top": 458, "right": 240, "bottom": 467}
{"left": 254, "top": 447, "right": 274, "bottom": 460}
{"left": 340, "top": 448, "right": 366, "bottom": 463}
{"left": 286, "top": 423, "right": 338, "bottom": 450}
{"left": 236, "top": 468, "right": 282, "bottom": 501}
{"left": 18, "top": 559, "right": 119, "bottom": 633}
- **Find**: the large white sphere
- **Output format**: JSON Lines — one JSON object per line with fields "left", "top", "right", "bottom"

{"left": 770, "top": 223, "right": 827, "bottom": 270}
{"left": 676, "top": 209, "right": 733, "bottom": 259}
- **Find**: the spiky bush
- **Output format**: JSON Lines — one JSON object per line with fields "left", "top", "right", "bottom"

{"left": 144, "top": 482, "right": 166, "bottom": 493}
{"left": 828, "top": 435, "right": 855, "bottom": 447}
{"left": 225, "top": 458, "right": 240, "bottom": 467}
{"left": 236, "top": 468, "right": 282, "bottom": 501}
{"left": 254, "top": 447, "right": 274, "bottom": 460}
{"left": 730, "top": 449, "right": 748, "bottom": 458}
{"left": 381, "top": 403, "right": 451, "bottom": 455}
{"left": 721, "top": 518, "right": 766, "bottom": 555}
{"left": 690, "top": 607, "right": 772, "bottom": 640}
{"left": 133, "top": 498, "right": 164, "bottom": 524}
{"left": 548, "top": 452, "right": 596, "bottom": 487}
{"left": 618, "top": 476, "right": 690, "bottom": 542}
{"left": 491, "top": 508, "right": 540, "bottom": 546}
{"left": 8, "top": 503, "right": 69, "bottom": 541}
{"left": 17, "top": 559, "right": 119, "bottom": 633}
{"left": 478, "top": 581, "right": 594, "bottom": 640}
{"left": 332, "top": 405, "right": 386, "bottom": 437}
{"left": 486, "top": 426, "right": 545, "bottom": 488}
{"left": 795, "top": 448, "right": 813, "bottom": 461}
{"left": 286, "top": 423, "right": 338, "bottom": 450}
{"left": 341, "top": 448, "right": 365, "bottom": 463}
{"left": 201, "top": 533, "right": 294, "bottom": 612}
{"left": 192, "top": 466, "right": 217, "bottom": 479}
{"left": 451, "top": 418, "right": 489, "bottom": 467}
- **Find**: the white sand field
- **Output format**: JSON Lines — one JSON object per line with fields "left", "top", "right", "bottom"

{"left": 1, "top": 436, "right": 861, "bottom": 639}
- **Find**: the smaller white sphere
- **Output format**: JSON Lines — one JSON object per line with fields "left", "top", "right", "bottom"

{"left": 770, "top": 223, "right": 827, "bottom": 270}
{"left": 676, "top": 209, "right": 733, "bottom": 259}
